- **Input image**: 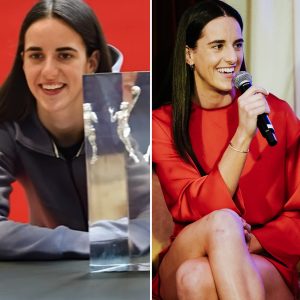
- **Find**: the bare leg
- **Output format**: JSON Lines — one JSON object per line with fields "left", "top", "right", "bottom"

{"left": 162, "top": 254, "right": 294, "bottom": 300}
{"left": 159, "top": 209, "right": 265, "bottom": 300}
{"left": 176, "top": 257, "right": 218, "bottom": 300}
{"left": 252, "top": 254, "right": 293, "bottom": 300}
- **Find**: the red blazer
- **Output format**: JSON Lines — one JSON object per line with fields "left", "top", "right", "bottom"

{"left": 153, "top": 93, "right": 300, "bottom": 296}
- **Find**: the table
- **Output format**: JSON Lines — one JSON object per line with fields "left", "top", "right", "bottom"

{"left": 0, "top": 260, "right": 150, "bottom": 300}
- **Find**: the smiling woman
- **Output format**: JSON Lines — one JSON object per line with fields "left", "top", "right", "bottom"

{"left": 22, "top": 17, "right": 99, "bottom": 147}
{"left": 0, "top": 0, "right": 150, "bottom": 262}
{"left": 152, "top": 1, "right": 300, "bottom": 299}
{"left": 185, "top": 16, "right": 244, "bottom": 108}
{"left": 2, "top": 0, "right": 149, "bottom": 224}
{"left": 0, "top": 0, "right": 111, "bottom": 260}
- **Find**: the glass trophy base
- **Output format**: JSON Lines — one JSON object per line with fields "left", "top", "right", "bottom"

{"left": 90, "top": 262, "right": 150, "bottom": 273}
{"left": 90, "top": 240, "right": 150, "bottom": 273}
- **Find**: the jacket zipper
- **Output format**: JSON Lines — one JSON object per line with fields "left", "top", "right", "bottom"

{"left": 51, "top": 139, "right": 88, "bottom": 228}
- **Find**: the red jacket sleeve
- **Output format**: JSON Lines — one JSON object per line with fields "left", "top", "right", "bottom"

{"left": 152, "top": 108, "right": 245, "bottom": 224}
{"left": 253, "top": 103, "right": 300, "bottom": 267}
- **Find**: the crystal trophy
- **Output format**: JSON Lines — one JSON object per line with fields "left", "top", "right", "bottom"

{"left": 83, "top": 72, "right": 150, "bottom": 272}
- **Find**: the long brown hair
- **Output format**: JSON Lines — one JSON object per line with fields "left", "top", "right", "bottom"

{"left": 0, "top": 0, "right": 112, "bottom": 122}
{"left": 172, "top": 0, "right": 245, "bottom": 175}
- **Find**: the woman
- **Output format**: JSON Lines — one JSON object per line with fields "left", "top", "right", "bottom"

{"left": 0, "top": 0, "right": 149, "bottom": 260}
{"left": 152, "top": 1, "right": 300, "bottom": 299}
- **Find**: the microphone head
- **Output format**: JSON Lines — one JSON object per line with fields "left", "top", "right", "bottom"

{"left": 233, "top": 71, "right": 252, "bottom": 89}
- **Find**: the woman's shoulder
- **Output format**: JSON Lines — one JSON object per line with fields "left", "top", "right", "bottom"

{"left": 267, "top": 93, "right": 299, "bottom": 135}
{"left": 0, "top": 121, "right": 19, "bottom": 159}
{"left": 267, "top": 93, "right": 294, "bottom": 113}
{"left": 152, "top": 104, "right": 172, "bottom": 124}
{"left": 0, "top": 120, "right": 17, "bottom": 137}
{"left": 152, "top": 104, "right": 173, "bottom": 138}
{"left": 0, "top": 112, "right": 39, "bottom": 145}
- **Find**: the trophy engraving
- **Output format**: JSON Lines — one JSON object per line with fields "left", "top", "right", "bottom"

{"left": 143, "top": 145, "right": 151, "bottom": 163}
{"left": 83, "top": 103, "right": 98, "bottom": 164}
{"left": 108, "top": 86, "right": 141, "bottom": 163}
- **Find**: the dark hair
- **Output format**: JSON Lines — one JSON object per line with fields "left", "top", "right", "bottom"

{"left": 172, "top": 0, "right": 245, "bottom": 175}
{"left": 0, "top": 0, "right": 112, "bottom": 121}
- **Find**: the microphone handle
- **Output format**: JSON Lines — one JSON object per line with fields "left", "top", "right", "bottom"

{"left": 238, "top": 82, "right": 277, "bottom": 146}
{"left": 257, "top": 114, "right": 277, "bottom": 146}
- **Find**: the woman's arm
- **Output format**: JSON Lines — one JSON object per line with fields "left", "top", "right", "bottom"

{"left": 153, "top": 87, "right": 269, "bottom": 223}
{"left": 218, "top": 86, "right": 269, "bottom": 196}
{"left": 251, "top": 104, "right": 300, "bottom": 265}
{"left": 153, "top": 110, "right": 244, "bottom": 223}
{"left": 0, "top": 125, "right": 89, "bottom": 260}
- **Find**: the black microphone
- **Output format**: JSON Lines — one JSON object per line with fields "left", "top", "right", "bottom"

{"left": 233, "top": 71, "right": 277, "bottom": 146}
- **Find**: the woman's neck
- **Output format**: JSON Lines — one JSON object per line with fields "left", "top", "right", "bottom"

{"left": 193, "top": 87, "right": 236, "bottom": 109}
{"left": 37, "top": 107, "right": 84, "bottom": 147}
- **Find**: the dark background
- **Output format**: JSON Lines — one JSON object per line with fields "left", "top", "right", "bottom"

{"left": 152, "top": 0, "right": 200, "bottom": 108}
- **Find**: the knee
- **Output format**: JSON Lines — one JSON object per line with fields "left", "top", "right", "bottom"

{"left": 208, "top": 209, "right": 241, "bottom": 229}
{"left": 206, "top": 209, "right": 243, "bottom": 243}
{"left": 176, "top": 259, "right": 215, "bottom": 299}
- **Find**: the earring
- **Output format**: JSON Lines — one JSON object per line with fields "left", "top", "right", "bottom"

{"left": 189, "top": 64, "right": 195, "bottom": 71}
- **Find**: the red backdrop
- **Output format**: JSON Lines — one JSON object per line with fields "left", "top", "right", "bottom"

{"left": 0, "top": 0, "right": 150, "bottom": 222}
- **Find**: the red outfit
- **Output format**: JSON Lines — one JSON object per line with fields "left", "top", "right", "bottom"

{"left": 152, "top": 94, "right": 300, "bottom": 299}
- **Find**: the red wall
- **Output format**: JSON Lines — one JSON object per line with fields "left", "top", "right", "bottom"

{"left": 0, "top": 0, "right": 150, "bottom": 222}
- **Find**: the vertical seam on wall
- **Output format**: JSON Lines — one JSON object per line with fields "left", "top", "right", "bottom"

{"left": 292, "top": 0, "right": 298, "bottom": 114}
{"left": 246, "top": 0, "right": 252, "bottom": 72}
{"left": 291, "top": 0, "right": 295, "bottom": 111}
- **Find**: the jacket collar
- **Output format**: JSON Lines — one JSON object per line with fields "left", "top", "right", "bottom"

{"left": 15, "top": 111, "right": 85, "bottom": 158}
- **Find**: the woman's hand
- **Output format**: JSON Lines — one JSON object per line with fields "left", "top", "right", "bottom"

{"left": 241, "top": 217, "right": 251, "bottom": 245}
{"left": 240, "top": 217, "right": 263, "bottom": 253}
{"left": 248, "top": 233, "right": 263, "bottom": 254}
{"left": 236, "top": 86, "right": 270, "bottom": 141}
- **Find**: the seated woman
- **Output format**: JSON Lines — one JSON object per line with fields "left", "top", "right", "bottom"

{"left": 152, "top": 1, "right": 300, "bottom": 299}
